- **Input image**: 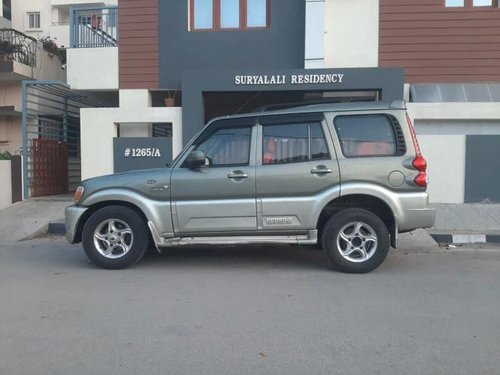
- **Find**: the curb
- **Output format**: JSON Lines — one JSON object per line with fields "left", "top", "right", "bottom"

{"left": 430, "top": 234, "right": 500, "bottom": 245}
{"left": 48, "top": 223, "right": 66, "bottom": 236}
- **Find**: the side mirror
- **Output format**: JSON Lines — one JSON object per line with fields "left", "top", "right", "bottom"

{"left": 185, "top": 150, "right": 206, "bottom": 169}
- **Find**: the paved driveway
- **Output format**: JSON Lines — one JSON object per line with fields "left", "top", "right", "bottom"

{"left": 0, "top": 238, "right": 499, "bottom": 375}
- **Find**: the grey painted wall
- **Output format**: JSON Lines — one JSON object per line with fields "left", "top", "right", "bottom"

{"left": 181, "top": 67, "right": 405, "bottom": 145}
{"left": 465, "top": 135, "right": 500, "bottom": 203}
{"left": 158, "top": 0, "right": 306, "bottom": 89}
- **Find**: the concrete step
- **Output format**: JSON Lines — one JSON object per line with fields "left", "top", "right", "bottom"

{"left": 0, "top": 198, "right": 71, "bottom": 242}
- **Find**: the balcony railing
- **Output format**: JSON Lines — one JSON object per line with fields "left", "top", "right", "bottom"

{"left": 0, "top": 28, "right": 37, "bottom": 67}
{"left": 70, "top": 6, "right": 118, "bottom": 48}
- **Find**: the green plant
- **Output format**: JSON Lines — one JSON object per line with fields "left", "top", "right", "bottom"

{"left": 0, "top": 150, "right": 13, "bottom": 160}
{"left": 39, "top": 36, "right": 66, "bottom": 64}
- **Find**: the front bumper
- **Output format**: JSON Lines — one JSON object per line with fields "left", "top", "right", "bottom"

{"left": 65, "top": 205, "right": 88, "bottom": 243}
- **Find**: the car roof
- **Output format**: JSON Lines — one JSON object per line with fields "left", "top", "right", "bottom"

{"left": 210, "top": 100, "right": 406, "bottom": 123}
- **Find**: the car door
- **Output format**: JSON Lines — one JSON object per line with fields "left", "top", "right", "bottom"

{"left": 256, "top": 114, "right": 340, "bottom": 231}
{"left": 170, "top": 118, "right": 257, "bottom": 234}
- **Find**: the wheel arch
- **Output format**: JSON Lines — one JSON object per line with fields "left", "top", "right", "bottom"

{"left": 74, "top": 200, "right": 150, "bottom": 244}
{"left": 316, "top": 194, "right": 397, "bottom": 248}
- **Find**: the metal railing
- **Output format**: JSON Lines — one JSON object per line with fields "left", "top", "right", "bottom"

{"left": 0, "top": 28, "right": 37, "bottom": 67}
{"left": 70, "top": 6, "right": 118, "bottom": 48}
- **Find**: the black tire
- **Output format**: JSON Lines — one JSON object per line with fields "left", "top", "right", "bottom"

{"left": 82, "top": 205, "right": 149, "bottom": 269}
{"left": 321, "top": 208, "right": 390, "bottom": 273}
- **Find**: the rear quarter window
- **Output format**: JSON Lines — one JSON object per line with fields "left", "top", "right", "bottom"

{"left": 334, "top": 114, "right": 398, "bottom": 157}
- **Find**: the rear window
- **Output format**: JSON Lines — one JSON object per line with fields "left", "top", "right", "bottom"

{"left": 334, "top": 115, "right": 397, "bottom": 157}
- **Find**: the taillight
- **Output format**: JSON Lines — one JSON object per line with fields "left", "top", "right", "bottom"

{"left": 406, "top": 114, "right": 428, "bottom": 188}
{"left": 414, "top": 172, "right": 428, "bottom": 188}
{"left": 412, "top": 155, "right": 427, "bottom": 172}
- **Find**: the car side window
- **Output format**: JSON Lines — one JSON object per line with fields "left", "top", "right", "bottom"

{"left": 262, "top": 122, "right": 330, "bottom": 165}
{"left": 194, "top": 126, "right": 252, "bottom": 167}
{"left": 334, "top": 115, "right": 396, "bottom": 157}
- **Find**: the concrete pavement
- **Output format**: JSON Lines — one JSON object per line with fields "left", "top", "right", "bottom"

{"left": 0, "top": 237, "right": 499, "bottom": 375}
{"left": 0, "top": 196, "right": 71, "bottom": 242}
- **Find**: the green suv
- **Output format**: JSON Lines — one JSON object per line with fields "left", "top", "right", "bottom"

{"left": 65, "top": 101, "right": 435, "bottom": 273}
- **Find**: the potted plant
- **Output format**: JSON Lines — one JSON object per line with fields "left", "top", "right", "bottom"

{"left": 0, "top": 150, "right": 13, "bottom": 160}
{"left": 39, "top": 36, "right": 66, "bottom": 64}
{"left": 164, "top": 91, "right": 177, "bottom": 107}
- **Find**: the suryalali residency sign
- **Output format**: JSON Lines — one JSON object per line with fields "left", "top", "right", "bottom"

{"left": 234, "top": 73, "right": 345, "bottom": 86}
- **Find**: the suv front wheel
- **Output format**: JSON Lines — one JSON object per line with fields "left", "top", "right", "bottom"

{"left": 82, "top": 206, "right": 149, "bottom": 269}
{"left": 322, "top": 208, "right": 390, "bottom": 273}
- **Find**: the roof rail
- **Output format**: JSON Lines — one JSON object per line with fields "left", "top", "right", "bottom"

{"left": 252, "top": 98, "right": 369, "bottom": 113}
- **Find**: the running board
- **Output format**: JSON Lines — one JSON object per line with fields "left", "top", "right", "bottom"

{"left": 147, "top": 222, "right": 317, "bottom": 251}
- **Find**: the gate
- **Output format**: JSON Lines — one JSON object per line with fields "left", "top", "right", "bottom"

{"left": 22, "top": 81, "right": 108, "bottom": 199}
{"left": 31, "top": 139, "right": 68, "bottom": 197}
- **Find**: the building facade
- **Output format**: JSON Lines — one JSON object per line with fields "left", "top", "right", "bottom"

{"left": 0, "top": 0, "right": 68, "bottom": 155}
{"left": 0, "top": 0, "right": 121, "bottom": 206}
{"left": 54, "top": 0, "right": 500, "bottom": 204}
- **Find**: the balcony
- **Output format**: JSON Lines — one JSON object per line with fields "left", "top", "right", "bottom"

{"left": 67, "top": 6, "right": 118, "bottom": 90}
{"left": 0, "top": 28, "right": 37, "bottom": 80}
{"left": 51, "top": 0, "right": 108, "bottom": 7}
{"left": 70, "top": 6, "right": 118, "bottom": 48}
{"left": 0, "top": 29, "right": 37, "bottom": 66}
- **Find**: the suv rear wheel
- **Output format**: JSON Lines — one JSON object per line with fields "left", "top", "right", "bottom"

{"left": 322, "top": 208, "right": 390, "bottom": 273}
{"left": 82, "top": 206, "right": 149, "bottom": 269}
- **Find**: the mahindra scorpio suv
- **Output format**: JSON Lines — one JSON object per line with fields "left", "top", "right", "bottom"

{"left": 65, "top": 101, "right": 435, "bottom": 273}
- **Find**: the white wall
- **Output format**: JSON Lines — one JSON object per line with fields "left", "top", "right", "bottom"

{"left": 407, "top": 103, "right": 500, "bottom": 124}
{"left": 80, "top": 107, "right": 183, "bottom": 180}
{"left": 0, "top": 83, "right": 22, "bottom": 111}
{"left": 418, "top": 135, "right": 466, "bottom": 204}
{"left": 408, "top": 102, "right": 500, "bottom": 204}
{"left": 50, "top": 6, "right": 70, "bottom": 47}
{"left": 324, "top": 0, "right": 379, "bottom": 68}
{"left": 0, "top": 13, "right": 12, "bottom": 28}
{"left": 33, "top": 47, "right": 66, "bottom": 81}
{"left": 0, "top": 117, "right": 23, "bottom": 154}
{"left": 305, "top": 0, "right": 325, "bottom": 69}
{"left": 67, "top": 47, "right": 118, "bottom": 90}
{"left": 0, "top": 160, "right": 12, "bottom": 211}
{"left": 11, "top": 0, "right": 52, "bottom": 37}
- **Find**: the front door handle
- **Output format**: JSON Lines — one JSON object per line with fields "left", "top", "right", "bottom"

{"left": 311, "top": 165, "right": 333, "bottom": 174}
{"left": 228, "top": 171, "right": 248, "bottom": 179}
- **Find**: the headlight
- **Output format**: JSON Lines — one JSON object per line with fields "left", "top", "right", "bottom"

{"left": 74, "top": 186, "right": 84, "bottom": 203}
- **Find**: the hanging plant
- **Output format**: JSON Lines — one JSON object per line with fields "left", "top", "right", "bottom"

{"left": 0, "top": 40, "right": 22, "bottom": 55}
{"left": 39, "top": 36, "right": 66, "bottom": 64}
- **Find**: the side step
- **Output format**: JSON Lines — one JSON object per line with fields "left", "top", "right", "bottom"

{"left": 147, "top": 223, "right": 318, "bottom": 250}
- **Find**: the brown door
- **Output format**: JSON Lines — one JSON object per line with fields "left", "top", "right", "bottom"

{"left": 31, "top": 139, "right": 68, "bottom": 197}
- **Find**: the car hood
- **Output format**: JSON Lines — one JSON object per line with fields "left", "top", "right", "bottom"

{"left": 79, "top": 168, "right": 172, "bottom": 202}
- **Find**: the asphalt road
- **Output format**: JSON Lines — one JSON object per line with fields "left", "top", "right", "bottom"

{"left": 0, "top": 237, "right": 499, "bottom": 375}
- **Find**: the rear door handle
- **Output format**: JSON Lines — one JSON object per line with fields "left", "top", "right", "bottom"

{"left": 228, "top": 171, "right": 248, "bottom": 179}
{"left": 311, "top": 166, "right": 333, "bottom": 174}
